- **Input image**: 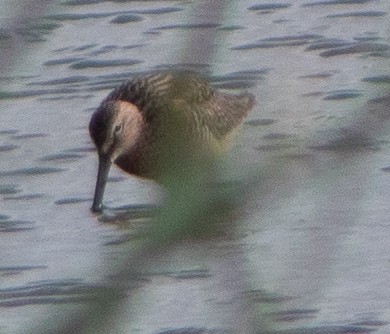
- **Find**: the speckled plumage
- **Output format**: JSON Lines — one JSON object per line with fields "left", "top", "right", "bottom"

{"left": 89, "top": 71, "right": 255, "bottom": 212}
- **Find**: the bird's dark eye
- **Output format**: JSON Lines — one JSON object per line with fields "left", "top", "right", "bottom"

{"left": 114, "top": 124, "right": 122, "bottom": 134}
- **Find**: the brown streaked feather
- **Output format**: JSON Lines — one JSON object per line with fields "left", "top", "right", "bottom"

{"left": 102, "top": 71, "right": 255, "bottom": 143}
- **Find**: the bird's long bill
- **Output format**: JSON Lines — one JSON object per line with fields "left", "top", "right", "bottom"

{"left": 91, "top": 154, "right": 112, "bottom": 213}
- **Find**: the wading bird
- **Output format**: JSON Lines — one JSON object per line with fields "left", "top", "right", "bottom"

{"left": 89, "top": 71, "right": 255, "bottom": 212}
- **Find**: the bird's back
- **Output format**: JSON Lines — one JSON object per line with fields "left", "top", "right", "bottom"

{"left": 102, "top": 71, "right": 255, "bottom": 147}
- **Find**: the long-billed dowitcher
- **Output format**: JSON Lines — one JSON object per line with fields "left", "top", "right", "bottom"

{"left": 89, "top": 71, "right": 255, "bottom": 212}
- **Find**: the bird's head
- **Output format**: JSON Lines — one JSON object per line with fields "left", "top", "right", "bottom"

{"left": 89, "top": 100, "right": 143, "bottom": 212}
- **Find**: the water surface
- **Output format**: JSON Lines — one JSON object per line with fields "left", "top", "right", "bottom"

{"left": 0, "top": 0, "right": 390, "bottom": 333}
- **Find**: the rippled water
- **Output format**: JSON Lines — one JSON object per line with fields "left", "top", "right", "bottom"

{"left": 0, "top": 0, "right": 390, "bottom": 333}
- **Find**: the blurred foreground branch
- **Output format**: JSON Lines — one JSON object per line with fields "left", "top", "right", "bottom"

{"left": 0, "top": 0, "right": 53, "bottom": 76}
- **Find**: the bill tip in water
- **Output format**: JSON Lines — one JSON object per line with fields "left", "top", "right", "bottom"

{"left": 91, "top": 202, "right": 103, "bottom": 213}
